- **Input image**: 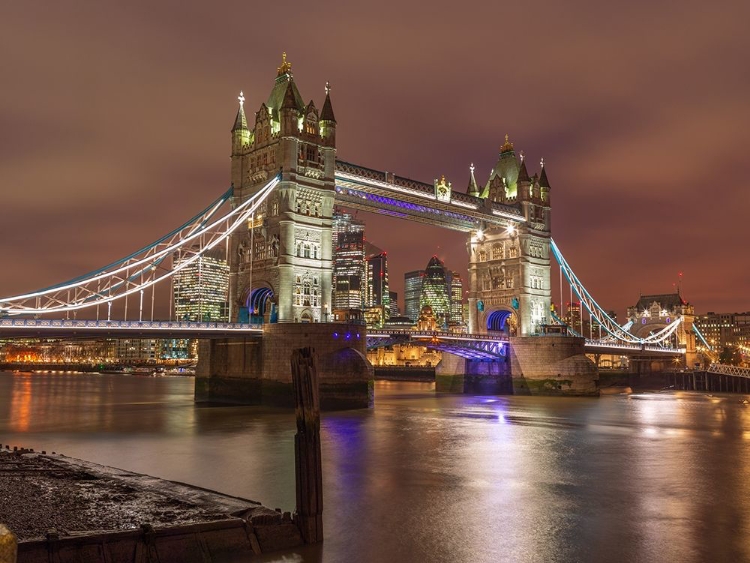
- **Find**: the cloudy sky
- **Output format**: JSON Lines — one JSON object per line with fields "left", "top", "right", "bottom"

{"left": 1, "top": 0, "right": 748, "bottom": 318}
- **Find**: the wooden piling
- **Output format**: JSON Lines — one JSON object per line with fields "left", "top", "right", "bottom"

{"left": 0, "top": 524, "right": 17, "bottom": 563}
{"left": 291, "top": 347, "right": 323, "bottom": 544}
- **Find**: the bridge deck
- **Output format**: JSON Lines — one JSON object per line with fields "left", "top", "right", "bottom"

{"left": 0, "top": 319, "right": 263, "bottom": 339}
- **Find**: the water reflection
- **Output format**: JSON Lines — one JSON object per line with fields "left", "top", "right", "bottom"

{"left": 2, "top": 373, "right": 750, "bottom": 562}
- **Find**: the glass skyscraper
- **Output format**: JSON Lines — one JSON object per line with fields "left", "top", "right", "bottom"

{"left": 172, "top": 245, "right": 229, "bottom": 321}
{"left": 404, "top": 270, "right": 424, "bottom": 322}
{"left": 420, "top": 256, "right": 451, "bottom": 327}
{"left": 332, "top": 210, "right": 366, "bottom": 310}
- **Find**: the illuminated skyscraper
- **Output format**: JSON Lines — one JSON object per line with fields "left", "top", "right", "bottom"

{"left": 389, "top": 291, "right": 400, "bottom": 317}
{"left": 420, "top": 256, "right": 451, "bottom": 327}
{"left": 332, "top": 210, "right": 366, "bottom": 309}
{"left": 172, "top": 245, "right": 229, "bottom": 321}
{"left": 365, "top": 252, "right": 390, "bottom": 327}
{"left": 449, "top": 271, "right": 464, "bottom": 324}
{"left": 404, "top": 270, "right": 424, "bottom": 322}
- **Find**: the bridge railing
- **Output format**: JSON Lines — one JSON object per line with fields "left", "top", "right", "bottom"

{"left": 584, "top": 338, "right": 686, "bottom": 354}
{"left": 707, "top": 363, "right": 750, "bottom": 378}
{"left": 0, "top": 318, "right": 263, "bottom": 332}
{"left": 367, "top": 329, "right": 508, "bottom": 342}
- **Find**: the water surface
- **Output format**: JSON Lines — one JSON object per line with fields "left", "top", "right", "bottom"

{"left": 2, "top": 371, "right": 749, "bottom": 562}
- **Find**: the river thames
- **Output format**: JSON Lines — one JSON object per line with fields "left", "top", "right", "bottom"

{"left": 2, "top": 371, "right": 750, "bottom": 562}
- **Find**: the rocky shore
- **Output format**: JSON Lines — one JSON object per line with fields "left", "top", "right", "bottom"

{"left": 0, "top": 445, "right": 304, "bottom": 561}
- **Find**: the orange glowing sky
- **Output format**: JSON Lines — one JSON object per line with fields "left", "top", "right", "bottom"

{"left": 1, "top": 1, "right": 748, "bottom": 317}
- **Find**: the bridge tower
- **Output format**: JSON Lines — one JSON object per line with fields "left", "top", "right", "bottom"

{"left": 228, "top": 53, "right": 337, "bottom": 323}
{"left": 467, "top": 137, "right": 552, "bottom": 336}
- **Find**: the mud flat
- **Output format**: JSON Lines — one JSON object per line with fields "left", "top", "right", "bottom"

{"left": 0, "top": 446, "right": 303, "bottom": 562}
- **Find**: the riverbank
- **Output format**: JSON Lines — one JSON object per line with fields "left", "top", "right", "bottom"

{"left": 0, "top": 446, "right": 303, "bottom": 561}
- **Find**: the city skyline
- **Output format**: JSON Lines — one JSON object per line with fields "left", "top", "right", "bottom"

{"left": 1, "top": 2, "right": 748, "bottom": 319}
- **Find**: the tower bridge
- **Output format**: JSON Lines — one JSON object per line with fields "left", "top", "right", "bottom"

{"left": 0, "top": 54, "right": 696, "bottom": 405}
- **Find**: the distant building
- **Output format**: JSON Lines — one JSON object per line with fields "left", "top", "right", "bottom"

{"left": 366, "top": 252, "right": 390, "bottom": 313}
{"left": 448, "top": 271, "right": 464, "bottom": 325}
{"left": 565, "top": 301, "right": 582, "bottom": 335}
{"left": 173, "top": 245, "right": 229, "bottom": 322}
{"left": 420, "top": 257, "right": 451, "bottom": 327}
{"left": 389, "top": 291, "right": 399, "bottom": 317}
{"left": 695, "top": 311, "right": 750, "bottom": 352}
{"left": 404, "top": 270, "right": 424, "bottom": 322}
{"left": 332, "top": 210, "right": 366, "bottom": 309}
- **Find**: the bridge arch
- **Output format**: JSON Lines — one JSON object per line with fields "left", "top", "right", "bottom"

{"left": 484, "top": 307, "right": 518, "bottom": 336}
{"left": 240, "top": 283, "right": 276, "bottom": 323}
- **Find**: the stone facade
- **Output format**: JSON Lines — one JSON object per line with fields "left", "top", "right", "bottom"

{"left": 228, "top": 54, "right": 337, "bottom": 323}
{"left": 466, "top": 137, "right": 552, "bottom": 337}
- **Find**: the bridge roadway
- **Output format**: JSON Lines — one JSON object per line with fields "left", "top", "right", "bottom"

{"left": 0, "top": 318, "right": 263, "bottom": 339}
{"left": 0, "top": 319, "right": 685, "bottom": 358}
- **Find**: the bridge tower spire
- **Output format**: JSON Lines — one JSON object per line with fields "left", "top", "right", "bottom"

{"left": 228, "top": 54, "right": 336, "bottom": 323}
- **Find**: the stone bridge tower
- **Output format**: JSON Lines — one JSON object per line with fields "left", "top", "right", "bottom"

{"left": 228, "top": 54, "right": 337, "bottom": 323}
{"left": 467, "top": 136, "right": 552, "bottom": 336}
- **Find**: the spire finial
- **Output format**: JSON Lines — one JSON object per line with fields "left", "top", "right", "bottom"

{"left": 520, "top": 150, "right": 525, "bottom": 162}
{"left": 500, "top": 133, "right": 514, "bottom": 153}
{"left": 325, "top": 81, "right": 331, "bottom": 96}
{"left": 238, "top": 91, "right": 245, "bottom": 107}
{"left": 277, "top": 52, "right": 292, "bottom": 76}
{"left": 540, "top": 157, "right": 545, "bottom": 168}
{"left": 470, "top": 163, "right": 475, "bottom": 174}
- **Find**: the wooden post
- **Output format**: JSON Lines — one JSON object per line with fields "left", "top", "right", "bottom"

{"left": 0, "top": 524, "right": 17, "bottom": 563}
{"left": 291, "top": 347, "right": 323, "bottom": 544}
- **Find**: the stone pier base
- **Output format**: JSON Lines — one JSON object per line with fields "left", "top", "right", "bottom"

{"left": 196, "top": 323, "right": 374, "bottom": 410}
{"left": 435, "top": 336, "right": 598, "bottom": 397}
{"left": 510, "top": 336, "right": 598, "bottom": 396}
{"left": 435, "top": 353, "right": 512, "bottom": 394}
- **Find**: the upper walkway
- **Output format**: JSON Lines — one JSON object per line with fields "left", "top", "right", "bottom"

{"left": 334, "top": 160, "right": 527, "bottom": 232}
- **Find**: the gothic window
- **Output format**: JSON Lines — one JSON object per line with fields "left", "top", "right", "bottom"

{"left": 313, "top": 276, "right": 318, "bottom": 286}
{"left": 304, "top": 244, "right": 311, "bottom": 259}
{"left": 306, "top": 146, "right": 316, "bottom": 161}
{"left": 509, "top": 246, "right": 518, "bottom": 259}
{"left": 482, "top": 277, "right": 491, "bottom": 291}
{"left": 492, "top": 244, "right": 501, "bottom": 260}
{"left": 313, "top": 245, "right": 318, "bottom": 259}
{"left": 303, "top": 278, "right": 312, "bottom": 306}
{"left": 272, "top": 201, "right": 279, "bottom": 216}
{"left": 507, "top": 277, "right": 514, "bottom": 289}
{"left": 479, "top": 250, "right": 487, "bottom": 262}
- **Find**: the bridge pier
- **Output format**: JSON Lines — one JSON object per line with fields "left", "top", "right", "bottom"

{"left": 196, "top": 324, "right": 373, "bottom": 410}
{"left": 509, "top": 336, "right": 598, "bottom": 396}
{"left": 435, "top": 353, "right": 512, "bottom": 394}
{"left": 436, "top": 336, "right": 598, "bottom": 396}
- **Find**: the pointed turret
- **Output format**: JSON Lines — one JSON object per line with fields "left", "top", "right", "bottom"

{"left": 539, "top": 158, "right": 551, "bottom": 188}
{"left": 517, "top": 155, "right": 530, "bottom": 183}
{"left": 231, "top": 91, "right": 249, "bottom": 132}
{"left": 320, "top": 82, "right": 337, "bottom": 145}
{"left": 231, "top": 91, "right": 251, "bottom": 155}
{"left": 467, "top": 163, "right": 480, "bottom": 197}
{"left": 321, "top": 82, "right": 336, "bottom": 123}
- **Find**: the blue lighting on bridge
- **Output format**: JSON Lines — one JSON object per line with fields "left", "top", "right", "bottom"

{"left": 487, "top": 310, "right": 512, "bottom": 332}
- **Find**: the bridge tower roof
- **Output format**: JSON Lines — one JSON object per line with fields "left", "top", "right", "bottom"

{"left": 266, "top": 53, "right": 305, "bottom": 119}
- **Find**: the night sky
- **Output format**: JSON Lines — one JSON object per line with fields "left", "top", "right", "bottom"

{"left": 1, "top": 1, "right": 748, "bottom": 318}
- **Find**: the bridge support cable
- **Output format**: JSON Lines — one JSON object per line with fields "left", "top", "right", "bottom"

{"left": 550, "top": 239, "right": 683, "bottom": 346}
{"left": 0, "top": 176, "right": 280, "bottom": 315}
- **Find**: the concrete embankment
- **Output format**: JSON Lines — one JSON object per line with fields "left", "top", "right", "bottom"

{"left": 0, "top": 445, "right": 303, "bottom": 562}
